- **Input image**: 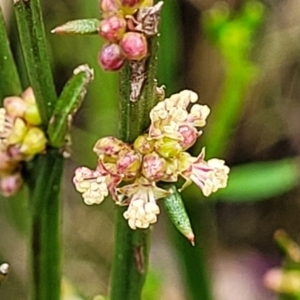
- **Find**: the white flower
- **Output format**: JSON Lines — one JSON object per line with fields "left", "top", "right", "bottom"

{"left": 149, "top": 90, "right": 210, "bottom": 142}
{"left": 123, "top": 200, "right": 160, "bottom": 229}
{"left": 73, "top": 167, "right": 109, "bottom": 205}
{"left": 118, "top": 176, "right": 171, "bottom": 229}
{"left": 179, "top": 150, "right": 230, "bottom": 196}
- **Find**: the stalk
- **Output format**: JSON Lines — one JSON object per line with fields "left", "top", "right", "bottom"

{"left": 12, "top": 1, "right": 62, "bottom": 299}
{"left": 109, "top": 36, "right": 159, "bottom": 300}
{"left": 27, "top": 150, "right": 63, "bottom": 300}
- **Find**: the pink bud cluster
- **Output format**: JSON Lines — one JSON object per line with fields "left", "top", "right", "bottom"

{"left": 73, "top": 90, "right": 230, "bottom": 230}
{"left": 98, "top": 0, "right": 153, "bottom": 71}
{"left": 0, "top": 88, "right": 47, "bottom": 197}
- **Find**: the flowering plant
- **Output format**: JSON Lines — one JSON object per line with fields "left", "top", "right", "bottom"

{"left": 73, "top": 89, "right": 230, "bottom": 231}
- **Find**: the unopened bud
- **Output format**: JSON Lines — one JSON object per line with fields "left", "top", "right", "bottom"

{"left": 93, "top": 136, "right": 130, "bottom": 162}
{"left": 22, "top": 87, "right": 36, "bottom": 104}
{"left": 141, "top": 0, "right": 153, "bottom": 7}
{"left": 178, "top": 125, "right": 199, "bottom": 150}
{"left": 3, "top": 96, "right": 27, "bottom": 118}
{"left": 99, "top": 15, "right": 127, "bottom": 42}
{"left": 100, "top": 0, "right": 119, "bottom": 17}
{"left": 116, "top": 0, "right": 144, "bottom": 15}
{"left": 120, "top": 32, "right": 148, "bottom": 61}
{"left": 7, "top": 118, "right": 28, "bottom": 145}
{"left": 133, "top": 134, "right": 154, "bottom": 155}
{"left": 19, "top": 127, "right": 47, "bottom": 155}
{"left": 0, "top": 172, "right": 23, "bottom": 197}
{"left": 142, "top": 152, "right": 167, "bottom": 181}
{"left": 99, "top": 43, "right": 125, "bottom": 71}
{"left": 154, "top": 137, "right": 182, "bottom": 159}
{"left": 264, "top": 269, "right": 300, "bottom": 295}
{"left": 24, "top": 104, "right": 42, "bottom": 126}
{"left": 116, "top": 150, "right": 141, "bottom": 180}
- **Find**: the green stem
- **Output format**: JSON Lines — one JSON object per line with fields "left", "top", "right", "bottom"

{"left": 13, "top": 0, "right": 57, "bottom": 126}
{"left": 28, "top": 150, "right": 63, "bottom": 300}
{"left": 109, "top": 37, "right": 159, "bottom": 300}
{"left": 0, "top": 6, "right": 22, "bottom": 101}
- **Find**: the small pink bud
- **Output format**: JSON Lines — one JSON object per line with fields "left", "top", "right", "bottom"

{"left": 0, "top": 172, "right": 23, "bottom": 197}
{"left": 120, "top": 32, "right": 148, "bottom": 61}
{"left": 3, "top": 96, "right": 27, "bottom": 118}
{"left": 99, "top": 15, "right": 127, "bottom": 42}
{"left": 100, "top": 0, "right": 118, "bottom": 16}
{"left": 99, "top": 43, "right": 125, "bottom": 71}
{"left": 116, "top": 150, "right": 141, "bottom": 180}
{"left": 178, "top": 125, "right": 199, "bottom": 150}
{"left": 93, "top": 136, "right": 130, "bottom": 161}
{"left": 142, "top": 152, "right": 167, "bottom": 181}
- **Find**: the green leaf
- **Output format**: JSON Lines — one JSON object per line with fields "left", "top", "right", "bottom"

{"left": 0, "top": 7, "right": 22, "bottom": 101}
{"left": 215, "top": 158, "right": 299, "bottom": 202}
{"left": 47, "top": 64, "right": 94, "bottom": 148}
{"left": 52, "top": 19, "right": 100, "bottom": 35}
{"left": 162, "top": 185, "right": 195, "bottom": 245}
{"left": 13, "top": 0, "right": 57, "bottom": 126}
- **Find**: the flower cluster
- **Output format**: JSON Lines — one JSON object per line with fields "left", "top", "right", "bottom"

{"left": 74, "top": 90, "right": 230, "bottom": 230}
{"left": 0, "top": 88, "right": 47, "bottom": 196}
{"left": 98, "top": 0, "right": 159, "bottom": 71}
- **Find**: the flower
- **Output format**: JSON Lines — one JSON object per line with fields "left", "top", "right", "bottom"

{"left": 73, "top": 167, "right": 109, "bottom": 205}
{"left": 149, "top": 90, "right": 210, "bottom": 142}
{"left": 179, "top": 150, "right": 230, "bottom": 196}
{"left": 118, "top": 177, "right": 171, "bottom": 228}
{"left": 73, "top": 88, "right": 229, "bottom": 234}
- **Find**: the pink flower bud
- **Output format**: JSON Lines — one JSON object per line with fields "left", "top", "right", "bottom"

{"left": 142, "top": 152, "right": 167, "bottom": 181}
{"left": 3, "top": 96, "right": 27, "bottom": 118}
{"left": 120, "top": 32, "right": 148, "bottom": 61}
{"left": 93, "top": 136, "right": 130, "bottom": 161}
{"left": 100, "top": 0, "right": 118, "bottom": 16}
{"left": 178, "top": 124, "right": 199, "bottom": 150}
{"left": 99, "top": 15, "right": 127, "bottom": 42}
{"left": 0, "top": 172, "right": 23, "bottom": 197}
{"left": 99, "top": 43, "right": 125, "bottom": 71}
{"left": 116, "top": 150, "right": 141, "bottom": 180}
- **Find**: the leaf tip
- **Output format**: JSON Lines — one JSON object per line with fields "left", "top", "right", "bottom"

{"left": 187, "top": 232, "right": 195, "bottom": 246}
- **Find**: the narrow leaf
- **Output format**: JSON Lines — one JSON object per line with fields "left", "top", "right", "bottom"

{"left": 47, "top": 64, "right": 94, "bottom": 148}
{"left": 0, "top": 7, "right": 22, "bottom": 101}
{"left": 215, "top": 158, "right": 299, "bottom": 202}
{"left": 162, "top": 185, "right": 195, "bottom": 245}
{"left": 52, "top": 19, "right": 100, "bottom": 35}
{"left": 13, "top": 0, "right": 57, "bottom": 126}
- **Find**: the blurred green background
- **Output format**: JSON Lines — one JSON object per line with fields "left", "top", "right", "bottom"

{"left": 1, "top": 0, "right": 300, "bottom": 299}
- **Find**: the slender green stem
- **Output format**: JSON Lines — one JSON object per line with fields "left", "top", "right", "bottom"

{"left": 109, "top": 36, "right": 159, "bottom": 300}
{"left": 13, "top": 0, "right": 57, "bottom": 126}
{"left": 0, "top": 6, "right": 22, "bottom": 101}
{"left": 28, "top": 150, "right": 63, "bottom": 300}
